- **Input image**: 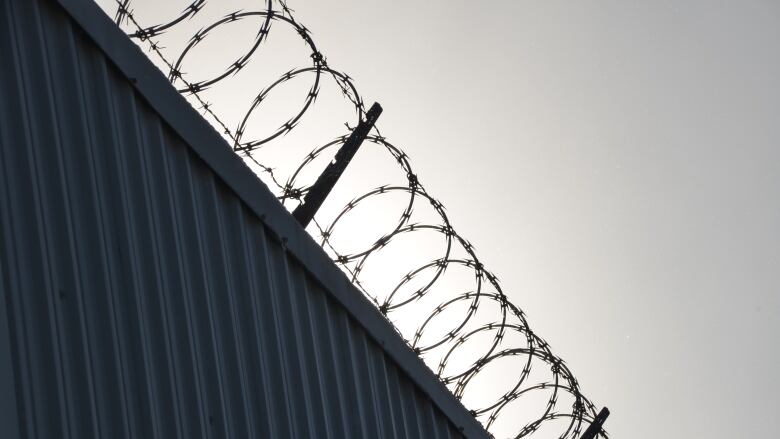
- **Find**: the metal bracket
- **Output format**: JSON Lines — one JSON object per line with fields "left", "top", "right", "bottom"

{"left": 579, "top": 407, "right": 610, "bottom": 439}
{"left": 293, "top": 102, "right": 383, "bottom": 227}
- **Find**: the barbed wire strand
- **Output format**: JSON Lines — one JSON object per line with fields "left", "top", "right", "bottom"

{"left": 107, "top": 1, "right": 608, "bottom": 437}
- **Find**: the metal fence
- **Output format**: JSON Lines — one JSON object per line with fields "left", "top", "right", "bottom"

{"left": 0, "top": 0, "right": 488, "bottom": 437}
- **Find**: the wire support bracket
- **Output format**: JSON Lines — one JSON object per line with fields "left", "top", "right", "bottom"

{"left": 293, "top": 102, "right": 383, "bottom": 227}
{"left": 579, "top": 407, "right": 610, "bottom": 439}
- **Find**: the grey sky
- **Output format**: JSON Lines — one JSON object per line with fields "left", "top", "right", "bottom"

{"left": 97, "top": 0, "right": 780, "bottom": 437}
{"left": 295, "top": 1, "right": 780, "bottom": 437}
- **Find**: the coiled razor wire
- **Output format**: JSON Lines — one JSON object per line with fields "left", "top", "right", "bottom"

{"left": 103, "top": 1, "right": 609, "bottom": 437}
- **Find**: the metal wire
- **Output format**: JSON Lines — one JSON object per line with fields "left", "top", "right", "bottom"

{"left": 104, "top": 1, "right": 608, "bottom": 437}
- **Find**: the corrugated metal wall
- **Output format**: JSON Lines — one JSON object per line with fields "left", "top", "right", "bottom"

{"left": 0, "top": 0, "right": 487, "bottom": 437}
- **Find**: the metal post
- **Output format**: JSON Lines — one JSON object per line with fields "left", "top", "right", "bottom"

{"left": 292, "top": 102, "right": 383, "bottom": 227}
{"left": 579, "top": 407, "right": 610, "bottom": 439}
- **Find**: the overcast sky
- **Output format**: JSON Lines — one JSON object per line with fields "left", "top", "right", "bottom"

{"left": 99, "top": 1, "right": 780, "bottom": 437}
{"left": 296, "top": 1, "right": 780, "bottom": 437}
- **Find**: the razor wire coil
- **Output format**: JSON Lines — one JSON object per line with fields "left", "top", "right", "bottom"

{"left": 104, "top": 1, "right": 608, "bottom": 437}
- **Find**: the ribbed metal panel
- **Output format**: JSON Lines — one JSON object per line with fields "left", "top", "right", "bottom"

{"left": 0, "top": 0, "right": 486, "bottom": 437}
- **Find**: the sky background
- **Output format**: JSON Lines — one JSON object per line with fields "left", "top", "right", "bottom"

{"left": 290, "top": 2, "right": 779, "bottom": 437}
{"left": 97, "top": 1, "right": 780, "bottom": 437}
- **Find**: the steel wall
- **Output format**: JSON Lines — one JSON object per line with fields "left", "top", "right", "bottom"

{"left": 0, "top": 0, "right": 488, "bottom": 437}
